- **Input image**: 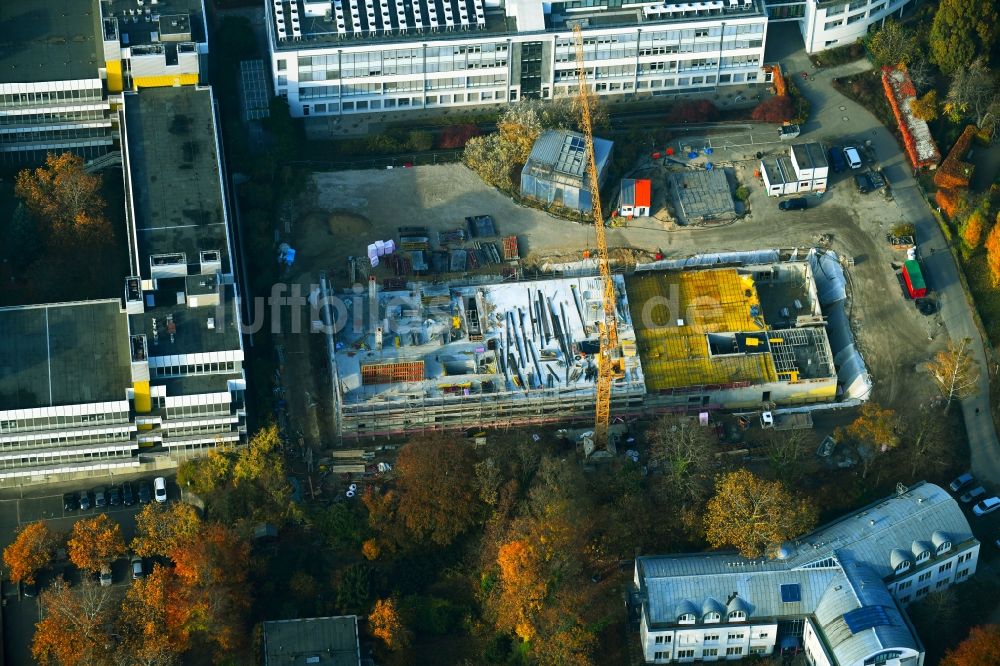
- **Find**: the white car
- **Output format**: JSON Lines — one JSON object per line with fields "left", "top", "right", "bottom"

{"left": 153, "top": 477, "right": 168, "bottom": 503}
{"left": 843, "top": 146, "right": 863, "bottom": 169}
{"left": 972, "top": 496, "right": 1000, "bottom": 516}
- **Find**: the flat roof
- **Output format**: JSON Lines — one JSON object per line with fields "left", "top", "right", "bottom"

{"left": 124, "top": 87, "right": 229, "bottom": 277}
{"left": 0, "top": 301, "right": 131, "bottom": 411}
{"left": 104, "top": 0, "right": 205, "bottom": 47}
{"left": 523, "top": 130, "right": 613, "bottom": 182}
{"left": 158, "top": 373, "right": 244, "bottom": 397}
{"left": 269, "top": 0, "right": 765, "bottom": 50}
{"left": 667, "top": 169, "right": 736, "bottom": 223}
{"left": 0, "top": 0, "right": 102, "bottom": 84}
{"left": 263, "top": 616, "right": 360, "bottom": 666}
{"left": 129, "top": 282, "right": 241, "bottom": 357}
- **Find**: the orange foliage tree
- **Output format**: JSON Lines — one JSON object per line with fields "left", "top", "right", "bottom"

{"left": 3, "top": 521, "right": 56, "bottom": 584}
{"left": 495, "top": 540, "right": 547, "bottom": 642}
{"left": 131, "top": 502, "right": 201, "bottom": 558}
{"left": 704, "top": 470, "right": 818, "bottom": 558}
{"left": 393, "top": 435, "right": 482, "bottom": 546}
{"left": 32, "top": 578, "right": 115, "bottom": 666}
{"left": 14, "top": 152, "right": 110, "bottom": 240}
{"left": 962, "top": 211, "right": 986, "bottom": 248}
{"left": 118, "top": 565, "right": 193, "bottom": 663}
{"left": 67, "top": 514, "right": 126, "bottom": 573}
{"left": 361, "top": 539, "right": 380, "bottom": 561}
{"left": 941, "top": 624, "right": 1000, "bottom": 666}
{"left": 369, "top": 598, "right": 411, "bottom": 651}
{"left": 986, "top": 220, "right": 1000, "bottom": 286}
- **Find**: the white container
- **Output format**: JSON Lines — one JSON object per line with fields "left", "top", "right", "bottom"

{"left": 370, "top": 256, "right": 379, "bottom": 267}
{"left": 383, "top": 239, "right": 396, "bottom": 255}
{"left": 375, "top": 240, "right": 386, "bottom": 257}
{"left": 367, "top": 243, "right": 378, "bottom": 259}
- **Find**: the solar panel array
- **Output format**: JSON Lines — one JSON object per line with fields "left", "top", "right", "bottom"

{"left": 276, "top": 0, "right": 487, "bottom": 40}
{"left": 778, "top": 583, "right": 801, "bottom": 603}
{"left": 842, "top": 605, "right": 892, "bottom": 635}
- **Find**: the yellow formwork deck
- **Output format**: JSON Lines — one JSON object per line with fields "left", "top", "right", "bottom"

{"left": 626, "top": 268, "right": 778, "bottom": 391}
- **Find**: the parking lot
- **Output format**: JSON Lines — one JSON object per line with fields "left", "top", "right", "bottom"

{"left": 0, "top": 472, "right": 178, "bottom": 665}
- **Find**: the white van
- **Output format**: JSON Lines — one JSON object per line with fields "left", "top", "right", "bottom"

{"left": 843, "top": 146, "right": 863, "bottom": 169}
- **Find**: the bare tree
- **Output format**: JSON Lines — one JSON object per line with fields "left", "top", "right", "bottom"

{"left": 927, "top": 338, "right": 979, "bottom": 410}
{"left": 905, "top": 410, "right": 953, "bottom": 478}
{"left": 763, "top": 430, "right": 810, "bottom": 485}
{"left": 646, "top": 416, "right": 718, "bottom": 506}
{"left": 905, "top": 57, "right": 935, "bottom": 91}
{"left": 945, "top": 58, "right": 1000, "bottom": 126}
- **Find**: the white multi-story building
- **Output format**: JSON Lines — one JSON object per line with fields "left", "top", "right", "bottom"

{"left": 266, "top": 0, "right": 770, "bottom": 118}
{"left": 633, "top": 482, "right": 979, "bottom": 665}
{"left": 265, "top": 0, "right": 922, "bottom": 119}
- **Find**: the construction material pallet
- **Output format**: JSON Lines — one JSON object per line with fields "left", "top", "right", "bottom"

{"left": 501, "top": 235, "right": 519, "bottom": 261}
{"left": 466, "top": 215, "right": 497, "bottom": 238}
{"left": 399, "top": 226, "right": 430, "bottom": 250}
{"left": 475, "top": 242, "right": 502, "bottom": 265}
{"left": 450, "top": 249, "right": 468, "bottom": 272}
{"left": 361, "top": 361, "right": 425, "bottom": 385}
{"left": 438, "top": 229, "right": 467, "bottom": 246}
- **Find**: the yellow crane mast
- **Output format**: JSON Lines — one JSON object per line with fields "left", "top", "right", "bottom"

{"left": 572, "top": 25, "right": 623, "bottom": 454}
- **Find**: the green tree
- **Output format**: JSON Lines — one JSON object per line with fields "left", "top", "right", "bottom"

{"left": 930, "top": 0, "right": 1000, "bottom": 74}
{"left": 911, "top": 90, "right": 939, "bottom": 121}
{"left": 866, "top": 20, "right": 916, "bottom": 68}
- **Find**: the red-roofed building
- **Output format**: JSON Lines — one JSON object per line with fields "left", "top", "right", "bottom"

{"left": 619, "top": 178, "right": 652, "bottom": 218}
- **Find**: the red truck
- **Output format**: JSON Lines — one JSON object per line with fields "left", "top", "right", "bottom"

{"left": 902, "top": 260, "right": 927, "bottom": 298}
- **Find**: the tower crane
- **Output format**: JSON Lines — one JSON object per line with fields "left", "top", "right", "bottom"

{"left": 572, "top": 25, "right": 623, "bottom": 457}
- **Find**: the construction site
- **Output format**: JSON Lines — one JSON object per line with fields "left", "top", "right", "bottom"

{"left": 310, "top": 249, "right": 864, "bottom": 440}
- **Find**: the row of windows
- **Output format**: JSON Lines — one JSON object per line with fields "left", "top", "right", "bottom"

{"left": 0, "top": 412, "right": 129, "bottom": 434}
{"left": 0, "top": 109, "right": 108, "bottom": 127}
{"left": 165, "top": 403, "right": 232, "bottom": 419}
{"left": 0, "top": 88, "right": 103, "bottom": 108}
{"left": 301, "top": 76, "right": 509, "bottom": 98}
{"left": 164, "top": 424, "right": 236, "bottom": 437}
{"left": 152, "top": 360, "right": 239, "bottom": 379}
{"left": 302, "top": 88, "right": 505, "bottom": 114}
{"left": 0, "top": 448, "right": 133, "bottom": 469}
{"left": 0, "top": 127, "right": 110, "bottom": 145}
{"left": 0, "top": 431, "right": 131, "bottom": 452}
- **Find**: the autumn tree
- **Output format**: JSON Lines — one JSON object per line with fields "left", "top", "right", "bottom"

{"left": 930, "top": 0, "right": 999, "bottom": 75}
{"left": 32, "top": 578, "right": 116, "bottom": 666}
{"left": 911, "top": 90, "right": 939, "bottom": 122}
{"left": 393, "top": 435, "right": 482, "bottom": 546}
{"left": 131, "top": 502, "right": 201, "bottom": 559}
{"left": 941, "top": 624, "right": 1000, "bottom": 666}
{"left": 118, "top": 565, "right": 191, "bottom": 665}
{"left": 962, "top": 210, "right": 986, "bottom": 248}
{"left": 67, "top": 514, "right": 126, "bottom": 573}
{"left": 15, "top": 152, "right": 109, "bottom": 239}
{"left": 646, "top": 416, "right": 718, "bottom": 506}
{"left": 475, "top": 456, "right": 504, "bottom": 506}
{"left": 866, "top": 20, "right": 916, "bottom": 68}
{"left": 704, "top": 470, "right": 818, "bottom": 559}
{"left": 369, "top": 598, "right": 412, "bottom": 652}
{"left": 4, "top": 521, "right": 56, "bottom": 585}
{"left": 944, "top": 59, "right": 999, "bottom": 125}
{"left": 361, "top": 539, "right": 380, "bottom": 561}
{"left": 986, "top": 218, "right": 1000, "bottom": 285}
{"left": 750, "top": 96, "right": 794, "bottom": 123}
{"left": 495, "top": 540, "right": 547, "bottom": 643}
{"left": 927, "top": 338, "right": 979, "bottom": 409}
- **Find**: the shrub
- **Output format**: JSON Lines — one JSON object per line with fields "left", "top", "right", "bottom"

{"left": 750, "top": 96, "right": 794, "bottom": 123}
{"left": 406, "top": 130, "right": 433, "bottom": 152}
{"left": 891, "top": 222, "right": 916, "bottom": 237}
{"left": 911, "top": 90, "right": 938, "bottom": 121}
{"left": 735, "top": 186, "right": 751, "bottom": 202}
{"left": 934, "top": 125, "right": 977, "bottom": 189}
{"left": 437, "top": 123, "right": 481, "bottom": 149}
{"left": 936, "top": 188, "right": 962, "bottom": 218}
{"left": 667, "top": 100, "right": 718, "bottom": 123}
{"left": 962, "top": 211, "right": 986, "bottom": 248}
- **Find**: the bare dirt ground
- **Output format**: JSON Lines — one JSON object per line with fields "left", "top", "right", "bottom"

{"left": 278, "top": 150, "right": 942, "bottom": 446}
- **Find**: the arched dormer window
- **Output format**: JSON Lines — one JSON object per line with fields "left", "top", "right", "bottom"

{"left": 703, "top": 612, "right": 721, "bottom": 623}
{"left": 890, "top": 549, "right": 912, "bottom": 575}
{"left": 936, "top": 541, "right": 952, "bottom": 555}
{"left": 932, "top": 531, "right": 952, "bottom": 556}
{"left": 915, "top": 551, "right": 930, "bottom": 564}
{"left": 728, "top": 610, "right": 747, "bottom": 622}
{"left": 895, "top": 560, "right": 910, "bottom": 574}
{"left": 679, "top": 613, "right": 696, "bottom": 625}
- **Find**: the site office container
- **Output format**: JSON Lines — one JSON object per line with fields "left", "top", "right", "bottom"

{"left": 902, "top": 260, "right": 927, "bottom": 298}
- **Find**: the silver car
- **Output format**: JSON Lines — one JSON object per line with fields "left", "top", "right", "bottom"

{"left": 961, "top": 486, "right": 986, "bottom": 504}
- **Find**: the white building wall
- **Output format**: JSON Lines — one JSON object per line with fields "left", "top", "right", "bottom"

{"left": 887, "top": 542, "right": 979, "bottom": 607}
{"left": 802, "top": 0, "right": 914, "bottom": 53}
{"left": 270, "top": 15, "right": 768, "bottom": 118}
{"left": 803, "top": 618, "right": 834, "bottom": 666}
{"left": 641, "top": 622, "right": 777, "bottom": 663}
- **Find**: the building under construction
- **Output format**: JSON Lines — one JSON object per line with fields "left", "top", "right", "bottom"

{"left": 326, "top": 253, "right": 854, "bottom": 439}
{"left": 331, "top": 275, "right": 646, "bottom": 438}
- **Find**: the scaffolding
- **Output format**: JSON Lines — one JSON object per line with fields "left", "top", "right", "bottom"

{"left": 361, "top": 361, "right": 425, "bottom": 385}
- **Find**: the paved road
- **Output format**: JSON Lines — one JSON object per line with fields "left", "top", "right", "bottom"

{"left": 768, "top": 24, "right": 1000, "bottom": 483}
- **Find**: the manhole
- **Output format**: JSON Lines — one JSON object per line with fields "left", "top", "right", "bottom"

{"left": 839, "top": 105, "right": 847, "bottom": 111}
{"left": 842, "top": 116, "right": 849, "bottom": 122}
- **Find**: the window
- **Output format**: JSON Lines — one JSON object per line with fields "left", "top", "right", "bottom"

{"left": 276, "top": 59, "right": 287, "bottom": 71}
{"left": 916, "top": 586, "right": 929, "bottom": 597}
{"left": 936, "top": 579, "right": 950, "bottom": 589}
{"left": 824, "top": 19, "right": 843, "bottom": 29}
{"left": 937, "top": 541, "right": 952, "bottom": 555}
{"left": 655, "top": 636, "right": 664, "bottom": 644}
{"left": 899, "top": 594, "right": 911, "bottom": 604}
{"left": 897, "top": 580, "right": 912, "bottom": 591}
{"left": 915, "top": 550, "right": 930, "bottom": 564}
{"left": 704, "top": 635, "right": 719, "bottom": 642}
{"left": 704, "top": 612, "right": 721, "bottom": 623}
{"left": 865, "top": 652, "right": 903, "bottom": 665}
{"left": 728, "top": 611, "right": 746, "bottom": 622}
{"left": 678, "top": 649, "right": 695, "bottom": 659}
{"left": 938, "top": 562, "right": 953, "bottom": 574}
{"left": 728, "top": 633, "right": 745, "bottom": 642}
{"left": 758, "top": 632, "right": 769, "bottom": 639}
{"left": 703, "top": 648, "right": 718, "bottom": 657}
{"left": 654, "top": 652, "right": 670, "bottom": 661}
{"left": 918, "top": 571, "right": 932, "bottom": 582}
{"left": 750, "top": 647, "right": 767, "bottom": 655}
{"left": 679, "top": 613, "right": 696, "bottom": 624}
{"left": 726, "top": 647, "right": 743, "bottom": 656}
{"left": 957, "top": 568, "right": 970, "bottom": 580}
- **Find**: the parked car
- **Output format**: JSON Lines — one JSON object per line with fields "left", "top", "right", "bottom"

{"left": 973, "top": 496, "right": 1000, "bottom": 516}
{"left": 138, "top": 480, "right": 152, "bottom": 505}
{"left": 21, "top": 579, "right": 38, "bottom": 598}
{"left": 63, "top": 493, "right": 79, "bottom": 512}
{"left": 154, "top": 477, "right": 168, "bottom": 503}
{"left": 121, "top": 482, "right": 135, "bottom": 506}
{"left": 108, "top": 486, "right": 122, "bottom": 507}
{"left": 99, "top": 565, "right": 113, "bottom": 587}
{"left": 854, "top": 172, "right": 873, "bottom": 194}
{"left": 79, "top": 491, "right": 92, "bottom": 511}
{"left": 961, "top": 486, "right": 986, "bottom": 503}
{"left": 950, "top": 472, "right": 975, "bottom": 493}
{"left": 94, "top": 487, "right": 108, "bottom": 509}
{"left": 867, "top": 169, "right": 886, "bottom": 190}
{"left": 843, "top": 146, "right": 863, "bottom": 169}
{"left": 828, "top": 146, "right": 847, "bottom": 173}
{"left": 131, "top": 556, "right": 145, "bottom": 580}
{"left": 778, "top": 198, "right": 808, "bottom": 211}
